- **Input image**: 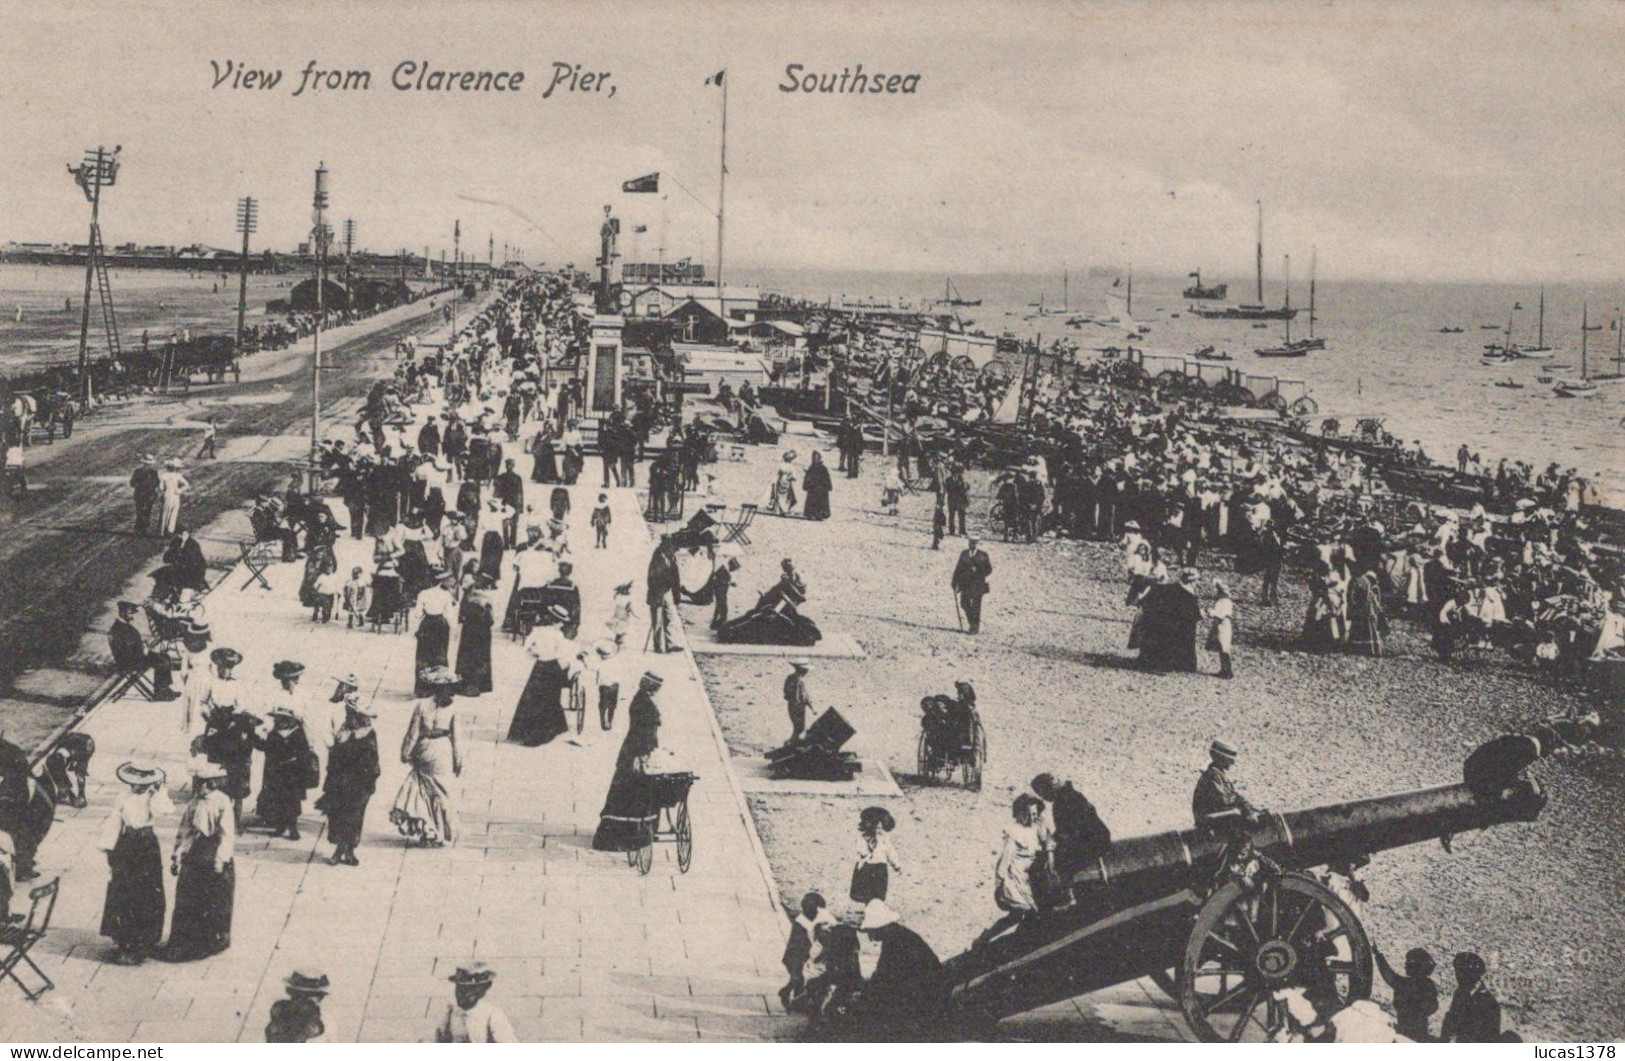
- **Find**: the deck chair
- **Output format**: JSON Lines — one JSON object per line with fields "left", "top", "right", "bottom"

{"left": 0, "top": 877, "right": 60, "bottom": 1001}
{"left": 239, "top": 540, "right": 280, "bottom": 591}
{"left": 113, "top": 661, "right": 157, "bottom": 701}
{"left": 718, "top": 503, "right": 758, "bottom": 547}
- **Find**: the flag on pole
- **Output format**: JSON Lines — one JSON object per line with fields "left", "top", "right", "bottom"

{"left": 1188, "top": 272, "right": 1200, "bottom": 278}
{"left": 705, "top": 70, "right": 725, "bottom": 86}
{"left": 621, "top": 173, "right": 660, "bottom": 193}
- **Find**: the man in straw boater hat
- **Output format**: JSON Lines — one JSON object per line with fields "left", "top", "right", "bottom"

{"left": 592, "top": 670, "right": 664, "bottom": 852}
{"left": 160, "top": 760, "right": 236, "bottom": 962}
{"left": 435, "top": 961, "right": 516, "bottom": 1042}
{"left": 98, "top": 762, "right": 172, "bottom": 964}
{"left": 266, "top": 970, "right": 329, "bottom": 1042}
{"left": 129, "top": 453, "right": 160, "bottom": 536}
{"left": 315, "top": 691, "right": 379, "bottom": 867}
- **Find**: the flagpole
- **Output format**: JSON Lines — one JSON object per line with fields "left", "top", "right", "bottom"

{"left": 716, "top": 72, "right": 727, "bottom": 291}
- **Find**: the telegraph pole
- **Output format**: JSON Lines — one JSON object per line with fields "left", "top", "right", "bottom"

{"left": 452, "top": 220, "right": 461, "bottom": 336}
{"left": 343, "top": 218, "right": 356, "bottom": 289}
{"left": 70, "top": 145, "right": 121, "bottom": 405}
{"left": 234, "top": 196, "right": 258, "bottom": 361}
{"left": 310, "top": 163, "right": 329, "bottom": 484}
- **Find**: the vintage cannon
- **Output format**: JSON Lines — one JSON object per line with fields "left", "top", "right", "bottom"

{"left": 942, "top": 728, "right": 1572, "bottom": 1042}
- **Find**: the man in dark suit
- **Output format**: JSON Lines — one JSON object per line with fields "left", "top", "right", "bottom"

{"left": 951, "top": 536, "right": 993, "bottom": 634}
{"left": 110, "top": 601, "right": 177, "bottom": 699}
{"left": 130, "top": 455, "right": 160, "bottom": 536}
{"left": 493, "top": 459, "right": 525, "bottom": 548}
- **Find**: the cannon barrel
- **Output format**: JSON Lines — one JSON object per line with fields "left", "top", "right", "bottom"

{"left": 1072, "top": 733, "right": 1549, "bottom": 905}
{"left": 943, "top": 732, "right": 1562, "bottom": 1035}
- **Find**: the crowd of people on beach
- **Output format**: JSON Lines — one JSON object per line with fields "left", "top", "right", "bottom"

{"left": 3, "top": 266, "right": 1612, "bottom": 1043}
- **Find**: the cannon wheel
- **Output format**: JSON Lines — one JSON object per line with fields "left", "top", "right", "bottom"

{"left": 1177, "top": 873, "right": 1373, "bottom": 1043}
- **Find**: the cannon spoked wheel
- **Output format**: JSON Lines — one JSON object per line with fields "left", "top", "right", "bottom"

{"left": 1178, "top": 873, "right": 1373, "bottom": 1043}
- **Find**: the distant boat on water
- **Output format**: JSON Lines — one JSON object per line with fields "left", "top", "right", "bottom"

{"left": 1256, "top": 253, "right": 1311, "bottom": 357}
{"left": 1182, "top": 269, "right": 1227, "bottom": 300}
{"left": 936, "top": 277, "right": 980, "bottom": 307}
{"left": 1554, "top": 304, "right": 1604, "bottom": 396}
{"left": 1439, "top": 326, "right": 1465, "bottom": 333}
{"left": 1191, "top": 202, "right": 1299, "bottom": 321}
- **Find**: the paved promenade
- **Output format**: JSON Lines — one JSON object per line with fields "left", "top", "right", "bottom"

{"left": 1, "top": 454, "right": 792, "bottom": 1041}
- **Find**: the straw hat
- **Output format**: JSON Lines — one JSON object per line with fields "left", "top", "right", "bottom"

{"left": 115, "top": 762, "right": 165, "bottom": 788}
{"left": 210, "top": 647, "right": 243, "bottom": 667}
{"left": 447, "top": 961, "right": 495, "bottom": 987}
{"left": 284, "top": 971, "right": 330, "bottom": 997}
{"left": 859, "top": 899, "right": 899, "bottom": 931}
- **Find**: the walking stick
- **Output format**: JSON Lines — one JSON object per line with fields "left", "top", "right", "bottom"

{"left": 951, "top": 585, "right": 964, "bottom": 632}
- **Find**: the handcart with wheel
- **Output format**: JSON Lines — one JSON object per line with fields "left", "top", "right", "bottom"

{"left": 917, "top": 695, "right": 986, "bottom": 790}
{"left": 625, "top": 769, "right": 698, "bottom": 875}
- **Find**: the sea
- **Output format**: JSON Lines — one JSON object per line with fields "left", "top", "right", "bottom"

{"left": 742, "top": 266, "right": 1625, "bottom": 502}
{"left": 1, "top": 262, "right": 1620, "bottom": 499}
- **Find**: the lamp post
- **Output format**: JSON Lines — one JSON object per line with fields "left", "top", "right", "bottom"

{"left": 234, "top": 196, "right": 258, "bottom": 364}
{"left": 309, "top": 163, "right": 329, "bottom": 487}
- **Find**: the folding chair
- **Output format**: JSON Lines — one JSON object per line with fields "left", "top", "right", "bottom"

{"left": 0, "top": 877, "right": 60, "bottom": 1001}
{"left": 113, "top": 663, "right": 157, "bottom": 701}
{"left": 718, "top": 503, "right": 758, "bottom": 547}
{"left": 239, "top": 540, "right": 279, "bottom": 591}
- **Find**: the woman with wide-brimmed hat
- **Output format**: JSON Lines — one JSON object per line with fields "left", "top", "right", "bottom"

{"left": 315, "top": 694, "right": 379, "bottom": 867}
{"left": 161, "top": 760, "right": 236, "bottom": 961}
{"left": 253, "top": 664, "right": 316, "bottom": 841}
{"left": 265, "top": 971, "right": 329, "bottom": 1042}
{"left": 391, "top": 667, "right": 463, "bottom": 846}
{"left": 98, "top": 762, "right": 172, "bottom": 964}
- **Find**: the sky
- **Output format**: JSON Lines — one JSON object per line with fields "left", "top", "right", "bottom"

{"left": 2, "top": 0, "right": 1622, "bottom": 284}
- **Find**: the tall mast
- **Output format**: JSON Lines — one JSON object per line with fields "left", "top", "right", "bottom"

{"left": 1308, "top": 246, "right": 1317, "bottom": 339}
{"left": 716, "top": 73, "right": 728, "bottom": 290}
{"left": 1255, "top": 199, "right": 1264, "bottom": 303}
{"left": 1063, "top": 265, "right": 1069, "bottom": 312}
{"left": 1126, "top": 267, "right": 1133, "bottom": 317}
{"left": 1283, "top": 253, "right": 1292, "bottom": 344}
{"left": 1538, "top": 287, "right": 1545, "bottom": 347}
{"left": 1581, "top": 304, "right": 1588, "bottom": 380}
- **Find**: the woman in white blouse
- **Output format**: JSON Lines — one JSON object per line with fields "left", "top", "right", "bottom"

{"left": 99, "top": 763, "right": 173, "bottom": 964}
{"left": 162, "top": 762, "right": 236, "bottom": 961}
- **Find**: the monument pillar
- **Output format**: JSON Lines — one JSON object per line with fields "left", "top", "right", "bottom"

{"left": 585, "top": 314, "right": 626, "bottom": 413}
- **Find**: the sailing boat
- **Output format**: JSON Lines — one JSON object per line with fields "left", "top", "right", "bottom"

{"left": 1554, "top": 305, "right": 1599, "bottom": 396}
{"left": 1256, "top": 254, "right": 1307, "bottom": 357}
{"left": 1293, "top": 246, "right": 1327, "bottom": 351}
{"left": 1586, "top": 307, "right": 1625, "bottom": 384}
{"left": 1192, "top": 201, "right": 1298, "bottom": 320}
{"left": 939, "top": 277, "right": 981, "bottom": 307}
{"left": 1515, "top": 288, "right": 1554, "bottom": 359}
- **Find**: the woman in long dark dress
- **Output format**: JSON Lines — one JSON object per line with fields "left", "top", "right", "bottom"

{"left": 99, "top": 763, "right": 172, "bottom": 964}
{"left": 506, "top": 609, "right": 575, "bottom": 746}
{"left": 162, "top": 764, "right": 236, "bottom": 961}
{"left": 298, "top": 511, "right": 339, "bottom": 608}
{"left": 413, "top": 578, "right": 455, "bottom": 697}
{"left": 530, "top": 429, "right": 559, "bottom": 484}
{"left": 802, "top": 452, "right": 833, "bottom": 521}
{"left": 316, "top": 696, "right": 380, "bottom": 866}
{"left": 592, "top": 672, "right": 663, "bottom": 851}
{"left": 455, "top": 585, "right": 495, "bottom": 696}
{"left": 254, "top": 708, "right": 314, "bottom": 840}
